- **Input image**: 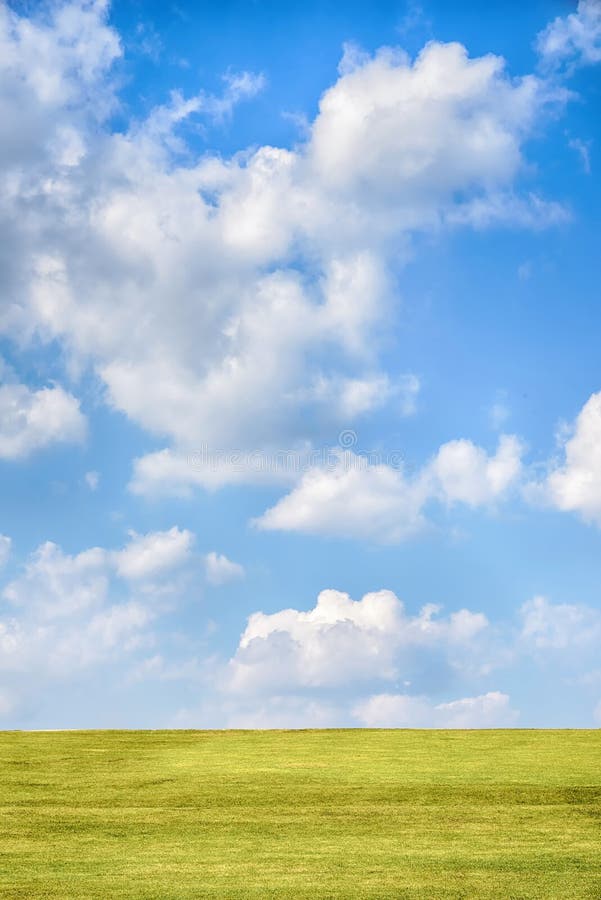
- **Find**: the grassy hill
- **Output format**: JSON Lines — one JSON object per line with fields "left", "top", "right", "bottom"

{"left": 0, "top": 729, "right": 600, "bottom": 898}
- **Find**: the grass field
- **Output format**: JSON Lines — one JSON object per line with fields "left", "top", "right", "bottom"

{"left": 0, "top": 729, "right": 600, "bottom": 898}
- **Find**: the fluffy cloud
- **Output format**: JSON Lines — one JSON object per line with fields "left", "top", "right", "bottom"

{"left": 217, "top": 588, "right": 601, "bottom": 726}
{"left": 543, "top": 391, "right": 601, "bottom": 526}
{"left": 0, "top": 526, "right": 195, "bottom": 690}
{"left": 311, "top": 41, "right": 544, "bottom": 219}
{"left": 211, "top": 587, "right": 537, "bottom": 728}
{"left": 226, "top": 588, "right": 489, "bottom": 693}
{"left": 0, "top": 1, "right": 571, "bottom": 494}
{"left": 204, "top": 552, "right": 245, "bottom": 586}
{"left": 354, "top": 690, "right": 518, "bottom": 728}
{"left": 0, "top": 0, "right": 120, "bottom": 167}
{"left": 113, "top": 527, "right": 194, "bottom": 581}
{"left": 255, "top": 451, "right": 427, "bottom": 542}
{"left": 2, "top": 545, "right": 599, "bottom": 725}
{"left": 46, "top": 600, "right": 153, "bottom": 674}
{"left": 0, "top": 382, "right": 86, "bottom": 460}
{"left": 536, "top": 0, "right": 601, "bottom": 69}
{"left": 430, "top": 434, "right": 523, "bottom": 507}
{"left": 3, "top": 541, "right": 108, "bottom": 620}
{"left": 255, "top": 435, "right": 523, "bottom": 542}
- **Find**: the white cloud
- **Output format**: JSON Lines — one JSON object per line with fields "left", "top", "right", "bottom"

{"left": 0, "top": 0, "right": 120, "bottom": 152}
{"left": 536, "top": 0, "right": 601, "bottom": 69}
{"left": 0, "top": 535, "right": 11, "bottom": 568}
{"left": 430, "top": 434, "right": 523, "bottom": 507}
{"left": 43, "top": 600, "right": 154, "bottom": 675}
{"left": 298, "top": 372, "right": 420, "bottom": 420}
{"left": 520, "top": 595, "right": 601, "bottom": 652}
{"left": 354, "top": 690, "right": 518, "bottom": 727}
{"left": 0, "top": 2, "right": 571, "bottom": 494}
{"left": 205, "top": 552, "right": 245, "bottom": 586}
{"left": 0, "top": 383, "right": 86, "bottom": 460}
{"left": 255, "top": 435, "right": 523, "bottom": 542}
{"left": 255, "top": 451, "right": 427, "bottom": 542}
{"left": 0, "top": 526, "right": 197, "bottom": 696}
{"left": 542, "top": 391, "right": 601, "bottom": 525}
{"left": 0, "top": 594, "right": 153, "bottom": 679}
{"left": 113, "top": 527, "right": 194, "bottom": 580}
{"left": 311, "top": 42, "right": 545, "bottom": 216}
{"left": 3, "top": 541, "right": 109, "bottom": 620}
{"left": 226, "top": 588, "right": 489, "bottom": 693}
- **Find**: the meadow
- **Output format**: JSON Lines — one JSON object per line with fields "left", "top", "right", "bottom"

{"left": 0, "top": 729, "right": 599, "bottom": 898}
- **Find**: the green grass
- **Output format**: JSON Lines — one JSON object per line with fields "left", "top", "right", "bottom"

{"left": 0, "top": 730, "right": 600, "bottom": 898}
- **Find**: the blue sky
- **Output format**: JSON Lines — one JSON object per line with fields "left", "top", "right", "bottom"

{"left": 0, "top": 0, "right": 600, "bottom": 728}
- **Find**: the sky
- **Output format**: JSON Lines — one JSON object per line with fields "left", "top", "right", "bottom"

{"left": 0, "top": 0, "right": 600, "bottom": 729}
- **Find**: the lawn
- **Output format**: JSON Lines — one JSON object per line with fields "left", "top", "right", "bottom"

{"left": 0, "top": 729, "right": 599, "bottom": 898}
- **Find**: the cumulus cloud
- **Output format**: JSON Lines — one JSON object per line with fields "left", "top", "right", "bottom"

{"left": 215, "top": 587, "right": 601, "bottom": 727}
{"left": 113, "top": 527, "right": 194, "bottom": 580}
{"left": 2, "top": 545, "right": 598, "bottom": 725}
{"left": 209, "top": 587, "right": 538, "bottom": 727}
{"left": 536, "top": 0, "right": 601, "bottom": 69}
{"left": 354, "top": 690, "right": 518, "bottom": 728}
{"left": 3, "top": 541, "right": 109, "bottom": 620}
{"left": 255, "top": 435, "right": 523, "bottom": 542}
{"left": 0, "top": 1, "right": 572, "bottom": 495}
{"left": 311, "top": 41, "right": 550, "bottom": 217}
{"left": 47, "top": 600, "right": 153, "bottom": 674}
{"left": 2, "top": 526, "right": 194, "bottom": 625}
{"left": 0, "top": 382, "right": 86, "bottom": 460}
{"left": 226, "top": 588, "right": 489, "bottom": 693}
{"left": 255, "top": 451, "right": 427, "bottom": 542}
{"left": 204, "top": 552, "right": 245, "bottom": 586}
{"left": 541, "top": 391, "right": 601, "bottom": 526}
{"left": 0, "top": 526, "right": 196, "bottom": 710}
{"left": 430, "top": 434, "right": 523, "bottom": 507}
